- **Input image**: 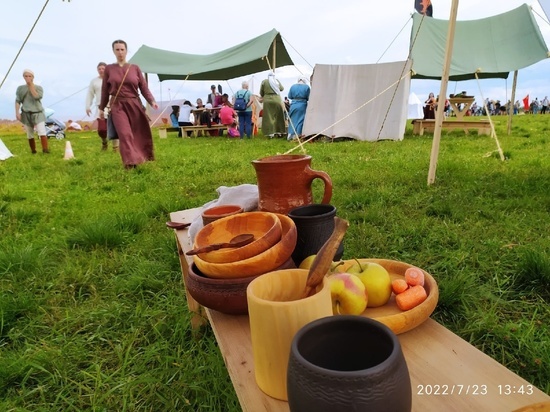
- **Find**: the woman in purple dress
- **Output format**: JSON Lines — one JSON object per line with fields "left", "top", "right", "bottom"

{"left": 99, "top": 39, "right": 158, "bottom": 169}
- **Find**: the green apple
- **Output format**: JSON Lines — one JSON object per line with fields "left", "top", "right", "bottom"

{"left": 299, "top": 255, "right": 345, "bottom": 273}
{"left": 347, "top": 260, "right": 392, "bottom": 307}
{"left": 327, "top": 273, "right": 368, "bottom": 315}
{"left": 299, "top": 255, "right": 317, "bottom": 269}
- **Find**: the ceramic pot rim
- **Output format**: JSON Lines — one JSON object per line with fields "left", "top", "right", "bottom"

{"left": 252, "top": 154, "right": 311, "bottom": 164}
{"left": 202, "top": 204, "right": 243, "bottom": 218}
{"left": 288, "top": 204, "right": 336, "bottom": 219}
{"left": 291, "top": 315, "right": 402, "bottom": 377}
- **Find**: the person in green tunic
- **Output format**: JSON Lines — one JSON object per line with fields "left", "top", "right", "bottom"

{"left": 15, "top": 69, "right": 49, "bottom": 154}
{"left": 259, "top": 73, "right": 286, "bottom": 137}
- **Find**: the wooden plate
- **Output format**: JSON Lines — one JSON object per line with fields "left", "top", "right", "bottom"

{"left": 336, "top": 258, "right": 438, "bottom": 334}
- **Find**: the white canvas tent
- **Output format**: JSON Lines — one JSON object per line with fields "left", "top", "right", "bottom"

{"left": 408, "top": 92, "right": 423, "bottom": 119}
{"left": 302, "top": 61, "right": 412, "bottom": 141}
{"left": 0, "top": 139, "right": 13, "bottom": 160}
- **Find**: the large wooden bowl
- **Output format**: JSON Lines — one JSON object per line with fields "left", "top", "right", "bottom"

{"left": 194, "top": 211, "right": 282, "bottom": 263}
{"left": 193, "top": 214, "right": 297, "bottom": 279}
{"left": 186, "top": 258, "right": 296, "bottom": 315}
{"left": 336, "top": 259, "right": 439, "bottom": 334}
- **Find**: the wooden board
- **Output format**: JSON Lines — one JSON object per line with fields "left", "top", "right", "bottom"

{"left": 335, "top": 259, "right": 438, "bottom": 334}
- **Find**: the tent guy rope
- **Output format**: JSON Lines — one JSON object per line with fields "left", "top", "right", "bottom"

{"left": 377, "top": 13, "right": 428, "bottom": 140}
{"left": 475, "top": 72, "right": 505, "bottom": 161}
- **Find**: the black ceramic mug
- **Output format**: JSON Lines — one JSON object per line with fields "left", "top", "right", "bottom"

{"left": 287, "top": 316, "right": 412, "bottom": 412}
{"left": 288, "top": 204, "right": 344, "bottom": 266}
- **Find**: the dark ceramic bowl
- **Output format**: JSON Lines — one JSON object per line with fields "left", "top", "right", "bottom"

{"left": 287, "top": 316, "right": 412, "bottom": 412}
{"left": 186, "top": 258, "right": 296, "bottom": 315}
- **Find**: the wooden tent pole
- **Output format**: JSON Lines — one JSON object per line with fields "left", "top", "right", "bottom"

{"left": 508, "top": 70, "right": 518, "bottom": 135}
{"left": 272, "top": 38, "right": 277, "bottom": 71}
{"left": 428, "top": 0, "right": 459, "bottom": 185}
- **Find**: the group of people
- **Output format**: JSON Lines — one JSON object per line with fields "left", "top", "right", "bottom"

{"left": 258, "top": 73, "right": 311, "bottom": 140}
{"left": 525, "top": 96, "right": 550, "bottom": 115}
{"left": 17, "top": 38, "right": 311, "bottom": 168}
{"left": 165, "top": 74, "right": 311, "bottom": 141}
{"left": 18, "top": 39, "right": 158, "bottom": 169}
{"left": 423, "top": 92, "right": 453, "bottom": 119}
{"left": 422, "top": 92, "right": 550, "bottom": 119}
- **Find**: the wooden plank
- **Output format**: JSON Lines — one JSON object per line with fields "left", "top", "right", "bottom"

{"left": 207, "top": 308, "right": 550, "bottom": 412}
{"left": 412, "top": 119, "right": 491, "bottom": 136}
{"left": 171, "top": 207, "right": 550, "bottom": 411}
{"left": 158, "top": 127, "right": 181, "bottom": 138}
{"left": 169, "top": 208, "right": 206, "bottom": 329}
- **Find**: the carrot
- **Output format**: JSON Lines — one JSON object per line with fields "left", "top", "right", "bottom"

{"left": 395, "top": 285, "right": 427, "bottom": 311}
{"left": 405, "top": 267, "right": 425, "bottom": 286}
{"left": 391, "top": 279, "right": 409, "bottom": 295}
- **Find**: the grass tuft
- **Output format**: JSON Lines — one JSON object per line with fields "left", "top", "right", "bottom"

{"left": 514, "top": 249, "right": 550, "bottom": 299}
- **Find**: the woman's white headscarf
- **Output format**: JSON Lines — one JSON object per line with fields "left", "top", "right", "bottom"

{"left": 268, "top": 73, "right": 280, "bottom": 95}
{"left": 298, "top": 76, "right": 308, "bottom": 84}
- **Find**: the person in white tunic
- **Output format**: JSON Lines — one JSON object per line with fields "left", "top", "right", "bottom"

{"left": 86, "top": 62, "right": 117, "bottom": 151}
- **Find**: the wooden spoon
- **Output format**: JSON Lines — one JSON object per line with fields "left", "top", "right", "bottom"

{"left": 166, "top": 221, "right": 191, "bottom": 230}
{"left": 301, "top": 217, "right": 349, "bottom": 298}
{"left": 185, "top": 233, "right": 255, "bottom": 256}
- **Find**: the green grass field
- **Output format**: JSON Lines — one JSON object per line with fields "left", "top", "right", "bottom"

{"left": 1, "top": 116, "right": 549, "bottom": 410}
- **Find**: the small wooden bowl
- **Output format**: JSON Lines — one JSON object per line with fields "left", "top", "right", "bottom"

{"left": 186, "top": 258, "right": 296, "bottom": 315}
{"left": 194, "top": 211, "right": 282, "bottom": 263}
{"left": 193, "top": 214, "right": 297, "bottom": 279}
{"left": 201, "top": 204, "right": 243, "bottom": 226}
{"left": 335, "top": 259, "right": 439, "bottom": 334}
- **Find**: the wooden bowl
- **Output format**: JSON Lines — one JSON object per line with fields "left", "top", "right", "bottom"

{"left": 336, "top": 259, "right": 439, "bottom": 334}
{"left": 193, "top": 214, "right": 297, "bottom": 279}
{"left": 201, "top": 204, "right": 244, "bottom": 226}
{"left": 194, "top": 211, "right": 282, "bottom": 263}
{"left": 186, "top": 258, "right": 296, "bottom": 315}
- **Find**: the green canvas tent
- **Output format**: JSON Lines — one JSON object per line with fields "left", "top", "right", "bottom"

{"left": 410, "top": 4, "right": 549, "bottom": 81}
{"left": 129, "top": 29, "right": 294, "bottom": 81}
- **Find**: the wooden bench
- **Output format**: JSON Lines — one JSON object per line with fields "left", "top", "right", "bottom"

{"left": 158, "top": 127, "right": 180, "bottom": 138}
{"left": 181, "top": 124, "right": 228, "bottom": 137}
{"left": 412, "top": 119, "right": 491, "bottom": 136}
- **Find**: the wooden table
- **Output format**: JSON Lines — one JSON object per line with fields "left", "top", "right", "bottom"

{"left": 192, "top": 107, "right": 221, "bottom": 125}
{"left": 170, "top": 208, "right": 550, "bottom": 412}
{"left": 449, "top": 97, "right": 475, "bottom": 120}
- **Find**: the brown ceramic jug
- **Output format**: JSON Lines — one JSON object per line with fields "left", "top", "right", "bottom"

{"left": 251, "top": 154, "right": 332, "bottom": 215}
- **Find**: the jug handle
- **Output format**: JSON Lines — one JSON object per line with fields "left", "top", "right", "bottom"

{"left": 305, "top": 168, "right": 333, "bottom": 204}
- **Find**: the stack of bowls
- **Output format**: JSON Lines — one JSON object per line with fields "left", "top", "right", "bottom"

{"left": 186, "top": 212, "right": 298, "bottom": 314}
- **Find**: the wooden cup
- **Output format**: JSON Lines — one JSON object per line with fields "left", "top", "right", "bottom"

{"left": 246, "top": 269, "right": 332, "bottom": 400}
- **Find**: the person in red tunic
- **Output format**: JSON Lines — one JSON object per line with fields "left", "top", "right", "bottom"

{"left": 98, "top": 39, "right": 158, "bottom": 169}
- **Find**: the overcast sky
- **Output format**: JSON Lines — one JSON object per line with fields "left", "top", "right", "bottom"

{"left": 2, "top": 0, "right": 550, "bottom": 121}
